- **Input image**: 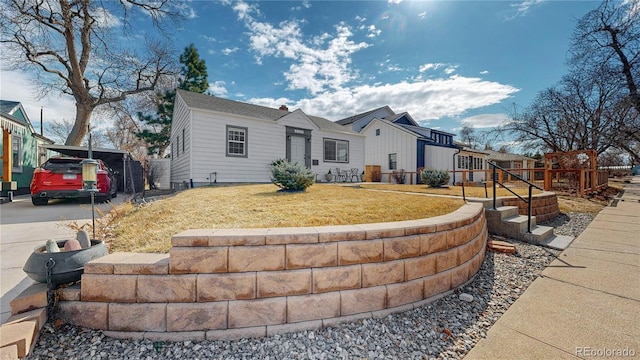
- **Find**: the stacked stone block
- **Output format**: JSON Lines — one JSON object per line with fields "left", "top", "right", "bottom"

{"left": 502, "top": 192, "right": 560, "bottom": 223}
{"left": 58, "top": 203, "right": 488, "bottom": 341}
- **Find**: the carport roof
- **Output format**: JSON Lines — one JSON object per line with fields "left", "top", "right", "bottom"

{"left": 44, "top": 144, "right": 129, "bottom": 167}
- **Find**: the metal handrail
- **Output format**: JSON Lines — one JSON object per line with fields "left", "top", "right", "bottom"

{"left": 488, "top": 162, "right": 542, "bottom": 233}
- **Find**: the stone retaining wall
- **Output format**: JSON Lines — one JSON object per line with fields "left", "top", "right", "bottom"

{"left": 58, "top": 203, "right": 487, "bottom": 341}
{"left": 501, "top": 192, "right": 560, "bottom": 223}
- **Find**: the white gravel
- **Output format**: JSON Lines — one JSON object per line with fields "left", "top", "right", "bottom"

{"left": 28, "top": 212, "right": 593, "bottom": 360}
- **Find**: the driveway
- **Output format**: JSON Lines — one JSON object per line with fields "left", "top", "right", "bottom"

{"left": 0, "top": 193, "right": 130, "bottom": 323}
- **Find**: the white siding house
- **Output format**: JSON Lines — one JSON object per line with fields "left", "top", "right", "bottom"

{"left": 170, "top": 90, "right": 364, "bottom": 187}
{"left": 361, "top": 119, "right": 417, "bottom": 177}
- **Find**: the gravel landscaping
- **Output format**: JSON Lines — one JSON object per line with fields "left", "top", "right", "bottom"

{"left": 28, "top": 212, "right": 593, "bottom": 360}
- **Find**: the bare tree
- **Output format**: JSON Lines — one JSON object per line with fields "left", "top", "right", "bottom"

{"left": 0, "top": 0, "right": 186, "bottom": 145}
{"left": 501, "top": 70, "right": 631, "bottom": 157}
{"left": 47, "top": 118, "right": 109, "bottom": 147}
{"left": 571, "top": 0, "right": 640, "bottom": 113}
{"left": 458, "top": 125, "right": 476, "bottom": 148}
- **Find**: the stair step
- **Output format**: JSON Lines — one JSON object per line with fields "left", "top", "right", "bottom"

{"left": 522, "top": 225, "right": 554, "bottom": 243}
{"left": 494, "top": 206, "right": 519, "bottom": 219}
{"left": 540, "top": 235, "right": 575, "bottom": 250}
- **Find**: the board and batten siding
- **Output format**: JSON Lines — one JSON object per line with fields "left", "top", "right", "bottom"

{"left": 361, "top": 119, "right": 417, "bottom": 181}
{"left": 424, "top": 145, "right": 458, "bottom": 185}
{"left": 170, "top": 94, "right": 192, "bottom": 188}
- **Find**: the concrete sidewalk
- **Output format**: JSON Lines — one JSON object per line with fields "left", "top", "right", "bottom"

{"left": 465, "top": 176, "right": 640, "bottom": 359}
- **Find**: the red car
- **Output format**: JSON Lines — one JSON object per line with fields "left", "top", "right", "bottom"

{"left": 30, "top": 157, "right": 117, "bottom": 206}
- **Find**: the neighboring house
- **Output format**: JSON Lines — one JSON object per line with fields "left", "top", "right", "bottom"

{"left": 483, "top": 149, "right": 536, "bottom": 180}
{"left": 170, "top": 89, "right": 365, "bottom": 187}
{"left": 340, "top": 108, "right": 458, "bottom": 184}
{"left": 0, "top": 100, "right": 54, "bottom": 195}
{"left": 451, "top": 144, "right": 489, "bottom": 184}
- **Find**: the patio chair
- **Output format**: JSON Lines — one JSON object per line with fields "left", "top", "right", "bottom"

{"left": 335, "top": 168, "right": 347, "bottom": 182}
{"left": 349, "top": 168, "right": 360, "bottom": 182}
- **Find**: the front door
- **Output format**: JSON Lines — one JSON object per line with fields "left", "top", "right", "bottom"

{"left": 290, "top": 136, "right": 306, "bottom": 166}
{"left": 286, "top": 127, "right": 311, "bottom": 168}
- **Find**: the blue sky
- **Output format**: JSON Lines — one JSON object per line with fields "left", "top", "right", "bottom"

{"left": 0, "top": 0, "right": 600, "bottom": 143}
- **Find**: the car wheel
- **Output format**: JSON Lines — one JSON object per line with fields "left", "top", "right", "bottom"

{"left": 32, "top": 197, "right": 48, "bottom": 206}
{"left": 111, "top": 188, "right": 117, "bottom": 198}
{"left": 97, "top": 195, "right": 110, "bottom": 203}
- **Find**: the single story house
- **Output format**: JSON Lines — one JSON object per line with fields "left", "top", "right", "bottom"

{"left": 452, "top": 144, "right": 490, "bottom": 184}
{"left": 170, "top": 89, "right": 365, "bottom": 187}
{"left": 1, "top": 100, "right": 53, "bottom": 197}
{"left": 483, "top": 149, "right": 536, "bottom": 181}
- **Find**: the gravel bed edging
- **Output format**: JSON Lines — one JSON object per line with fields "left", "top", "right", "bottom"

{"left": 28, "top": 212, "right": 593, "bottom": 360}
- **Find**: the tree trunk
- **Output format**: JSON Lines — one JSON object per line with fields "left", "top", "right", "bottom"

{"left": 65, "top": 104, "right": 92, "bottom": 146}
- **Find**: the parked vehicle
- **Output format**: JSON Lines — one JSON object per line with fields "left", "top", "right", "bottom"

{"left": 30, "top": 157, "right": 117, "bottom": 206}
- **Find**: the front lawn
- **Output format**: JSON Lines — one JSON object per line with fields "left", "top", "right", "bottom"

{"left": 359, "top": 183, "right": 543, "bottom": 197}
{"left": 101, "top": 184, "right": 465, "bottom": 253}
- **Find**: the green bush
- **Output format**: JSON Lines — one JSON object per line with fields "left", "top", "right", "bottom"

{"left": 420, "top": 168, "right": 451, "bottom": 188}
{"left": 270, "top": 159, "right": 315, "bottom": 191}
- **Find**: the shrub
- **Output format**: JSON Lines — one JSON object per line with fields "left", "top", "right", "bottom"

{"left": 270, "top": 159, "right": 315, "bottom": 191}
{"left": 420, "top": 168, "right": 451, "bottom": 188}
{"left": 392, "top": 169, "right": 406, "bottom": 184}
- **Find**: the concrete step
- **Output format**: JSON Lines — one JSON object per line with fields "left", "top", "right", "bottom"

{"left": 494, "top": 206, "right": 519, "bottom": 220}
{"left": 521, "top": 225, "right": 554, "bottom": 244}
{"left": 504, "top": 215, "right": 537, "bottom": 233}
{"left": 539, "top": 234, "right": 575, "bottom": 250}
{"left": 0, "top": 320, "right": 37, "bottom": 358}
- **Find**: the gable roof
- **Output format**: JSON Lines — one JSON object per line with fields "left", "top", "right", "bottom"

{"left": 335, "top": 106, "right": 394, "bottom": 125}
{"left": 483, "top": 149, "right": 535, "bottom": 162}
{"left": 1, "top": 100, "right": 29, "bottom": 134}
{"left": 177, "top": 89, "right": 356, "bottom": 134}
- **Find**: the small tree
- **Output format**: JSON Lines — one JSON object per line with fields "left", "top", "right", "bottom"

{"left": 420, "top": 169, "right": 451, "bottom": 188}
{"left": 270, "top": 160, "right": 315, "bottom": 192}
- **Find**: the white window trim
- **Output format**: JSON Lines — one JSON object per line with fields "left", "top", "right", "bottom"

{"left": 12, "top": 134, "right": 23, "bottom": 173}
{"left": 226, "top": 125, "right": 248, "bottom": 158}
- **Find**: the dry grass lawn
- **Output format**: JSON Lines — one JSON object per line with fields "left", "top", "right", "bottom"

{"left": 359, "top": 183, "right": 543, "bottom": 198}
{"left": 103, "top": 184, "right": 465, "bottom": 253}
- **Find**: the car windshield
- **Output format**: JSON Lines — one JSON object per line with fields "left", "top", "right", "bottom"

{"left": 42, "top": 158, "right": 83, "bottom": 171}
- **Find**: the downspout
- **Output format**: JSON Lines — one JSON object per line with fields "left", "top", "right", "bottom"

{"left": 452, "top": 147, "right": 461, "bottom": 185}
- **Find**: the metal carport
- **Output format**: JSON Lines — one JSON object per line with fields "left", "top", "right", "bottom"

{"left": 43, "top": 144, "right": 144, "bottom": 194}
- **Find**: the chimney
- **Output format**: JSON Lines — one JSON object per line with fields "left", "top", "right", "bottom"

{"left": 279, "top": 105, "right": 289, "bottom": 111}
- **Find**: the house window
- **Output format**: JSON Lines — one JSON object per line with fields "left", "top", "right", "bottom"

{"left": 389, "top": 153, "right": 397, "bottom": 170}
{"left": 176, "top": 134, "right": 180, "bottom": 157}
{"left": 227, "top": 125, "right": 248, "bottom": 157}
{"left": 12, "top": 135, "right": 22, "bottom": 172}
{"left": 458, "top": 155, "right": 468, "bottom": 169}
{"left": 375, "top": 129, "right": 380, "bottom": 136}
{"left": 182, "top": 128, "right": 185, "bottom": 152}
{"left": 323, "top": 138, "right": 348, "bottom": 163}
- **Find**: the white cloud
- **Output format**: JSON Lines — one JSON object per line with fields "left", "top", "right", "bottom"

{"left": 252, "top": 75, "right": 519, "bottom": 121}
{"left": 508, "top": 0, "right": 545, "bottom": 20}
{"left": 222, "top": 47, "right": 239, "bottom": 55}
{"left": 460, "top": 113, "right": 511, "bottom": 128}
{"left": 201, "top": 35, "right": 217, "bottom": 42}
{"left": 444, "top": 66, "right": 458, "bottom": 74}
{"left": 418, "top": 11, "right": 427, "bottom": 19}
{"left": 93, "top": 8, "right": 121, "bottom": 28}
{"left": 480, "top": 70, "right": 489, "bottom": 75}
{"left": 208, "top": 81, "right": 228, "bottom": 97}
{"left": 0, "top": 70, "right": 78, "bottom": 137}
{"left": 366, "top": 25, "right": 382, "bottom": 38}
{"left": 419, "top": 63, "right": 445, "bottom": 72}
{"left": 388, "top": 0, "right": 402, "bottom": 4}
{"left": 232, "top": 3, "right": 370, "bottom": 94}
{"left": 355, "top": 16, "right": 367, "bottom": 22}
